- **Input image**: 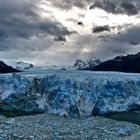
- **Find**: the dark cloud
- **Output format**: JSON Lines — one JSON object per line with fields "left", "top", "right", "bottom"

{"left": 90, "top": 0, "right": 140, "bottom": 16}
{"left": 94, "top": 25, "right": 140, "bottom": 56}
{"left": 96, "top": 24, "right": 133, "bottom": 38}
{"left": 0, "top": 0, "right": 71, "bottom": 47}
{"left": 48, "top": 0, "right": 93, "bottom": 10}
{"left": 0, "top": 17, "right": 70, "bottom": 39}
{"left": 48, "top": 0, "right": 140, "bottom": 16}
{"left": 121, "top": 2, "right": 138, "bottom": 15}
{"left": 113, "top": 25, "right": 140, "bottom": 45}
{"left": 54, "top": 36, "right": 67, "bottom": 42}
{"left": 77, "top": 22, "right": 84, "bottom": 26}
{"left": 98, "top": 25, "right": 140, "bottom": 45}
{"left": 90, "top": 0, "right": 117, "bottom": 13}
{"left": 93, "top": 25, "right": 110, "bottom": 33}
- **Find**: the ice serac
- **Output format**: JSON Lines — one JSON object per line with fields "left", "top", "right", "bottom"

{"left": 0, "top": 71, "right": 140, "bottom": 117}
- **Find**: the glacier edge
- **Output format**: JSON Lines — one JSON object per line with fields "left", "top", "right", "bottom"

{"left": 0, "top": 71, "right": 140, "bottom": 117}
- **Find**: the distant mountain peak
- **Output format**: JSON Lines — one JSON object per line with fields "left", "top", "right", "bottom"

{"left": 16, "top": 61, "right": 34, "bottom": 71}
{"left": 74, "top": 57, "right": 102, "bottom": 70}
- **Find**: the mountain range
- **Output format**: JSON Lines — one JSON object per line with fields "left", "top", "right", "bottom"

{"left": 0, "top": 51, "right": 140, "bottom": 73}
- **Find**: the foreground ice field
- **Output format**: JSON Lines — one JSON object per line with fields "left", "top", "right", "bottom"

{"left": 0, "top": 70, "right": 140, "bottom": 117}
{"left": 0, "top": 114, "right": 140, "bottom": 140}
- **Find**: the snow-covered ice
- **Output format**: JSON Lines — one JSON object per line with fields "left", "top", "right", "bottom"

{"left": 0, "top": 70, "right": 140, "bottom": 117}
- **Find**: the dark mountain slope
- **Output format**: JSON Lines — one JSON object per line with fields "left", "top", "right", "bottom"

{"left": 93, "top": 52, "right": 140, "bottom": 73}
{"left": 0, "top": 61, "right": 21, "bottom": 73}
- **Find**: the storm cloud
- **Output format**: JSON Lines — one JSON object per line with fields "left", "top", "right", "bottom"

{"left": 48, "top": 0, "right": 140, "bottom": 16}
{"left": 0, "top": 0, "right": 71, "bottom": 43}
{"left": 47, "top": 0, "right": 93, "bottom": 10}
{"left": 113, "top": 25, "right": 140, "bottom": 45}
{"left": 0, "top": 0, "right": 140, "bottom": 65}
{"left": 90, "top": 0, "right": 140, "bottom": 16}
{"left": 93, "top": 25, "right": 110, "bottom": 33}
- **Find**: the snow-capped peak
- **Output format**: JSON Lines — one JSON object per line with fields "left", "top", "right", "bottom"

{"left": 74, "top": 57, "right": 102, "bottom": 70}
{"left": 15, "top": 61, "right": 34, "bottom": 71}
{"left": 113, "top": 55, "right": 124, "bottom": 61}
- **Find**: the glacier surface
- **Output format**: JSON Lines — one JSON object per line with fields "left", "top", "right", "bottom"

{"left": 0, "top": 70, "right": 140, "bottom": 117}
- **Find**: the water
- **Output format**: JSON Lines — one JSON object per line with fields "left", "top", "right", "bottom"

{"left": 1, "top": 109, "right": 140, "bottom": 126}
{"left": 106, "top": 109, "right": 140, "bottom": 125}
{"left": 0, "top": 109, "right": 43, "bottom": 118}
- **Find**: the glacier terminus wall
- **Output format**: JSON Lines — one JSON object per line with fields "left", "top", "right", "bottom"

{"left": 0, "top": 70, "right": 140, "bottom": 117}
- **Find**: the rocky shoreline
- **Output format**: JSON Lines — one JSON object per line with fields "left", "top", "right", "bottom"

{"left": 0, "top": 114, "right": 140, "bottom": 140}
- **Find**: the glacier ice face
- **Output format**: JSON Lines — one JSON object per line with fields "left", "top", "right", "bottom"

{"left": 0, "top": 71, "right": 140, "bottom": 117}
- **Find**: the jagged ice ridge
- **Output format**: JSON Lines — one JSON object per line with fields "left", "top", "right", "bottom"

{"left": 0, "top": 70, "right": 140, "bottom": 117}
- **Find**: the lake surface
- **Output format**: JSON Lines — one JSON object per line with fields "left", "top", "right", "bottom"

{"left": 106, "top": 109, "right": 140, "bottom": 125}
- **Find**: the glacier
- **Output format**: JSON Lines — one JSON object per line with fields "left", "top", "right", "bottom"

{"left": 0, "top": 70, "right": 140, "bottom": 117}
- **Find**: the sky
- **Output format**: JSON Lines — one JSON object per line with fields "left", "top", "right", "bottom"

{"left": 0, "top": 0, "right": 140, "bottom": 66}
